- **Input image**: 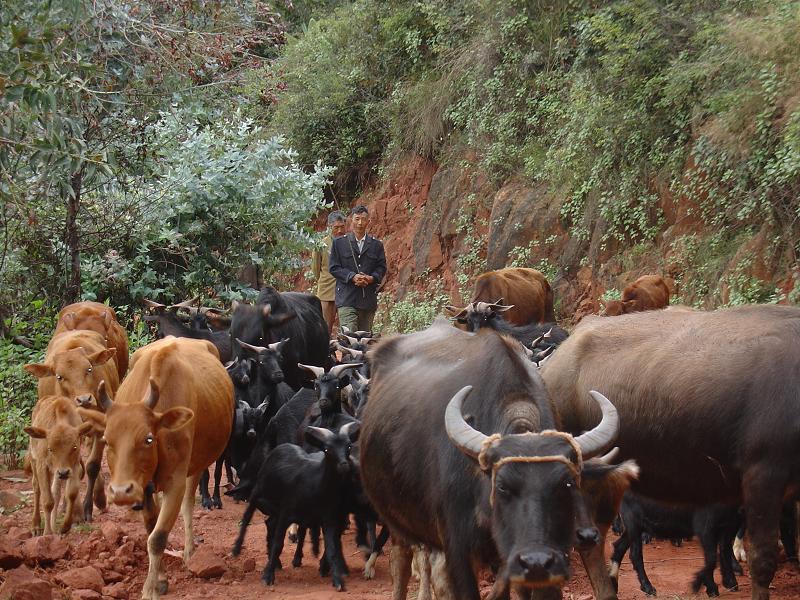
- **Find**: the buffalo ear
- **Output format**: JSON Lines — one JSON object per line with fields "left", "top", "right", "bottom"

{"left": 24, "top": 426, "right": 47, "bottom": 439}
{"left": 157, "top": 407, "right": 194, "bottom": 432}
{"left": 77, "top": 408, "right": 106, "bottom": 434}
{"left": 24, "top": 363, "right": 54, "bottom": 379}
{"left": 89, "top": 348, "right": 116, "bottom": 366}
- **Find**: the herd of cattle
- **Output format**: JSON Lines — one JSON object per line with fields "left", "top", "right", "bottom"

{"left": 17, "top": 267, "right": 800, "bottom": 600}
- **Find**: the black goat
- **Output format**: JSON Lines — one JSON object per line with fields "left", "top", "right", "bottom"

{"left": 450, "top": 300, "right": 569, "bottom": 350}
{"left": 232, "top": 423, "right": 360, "bottom": 590}
{"left": 610, "top": 491, "right": 742, "bottom": 597}
{"left": 235, "top": 338, "right": 292, "bottom": 413}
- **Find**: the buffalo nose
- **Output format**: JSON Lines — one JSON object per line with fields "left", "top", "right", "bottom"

{"left": 518, "top": 551, "right": 556, "bottom": 577}
{"left": 57, "top": 469, "right": 71, "bottom": 480}
{"left": 75, "top": 395, "right": 92, "bottom": 407}
{"left": 576, "top": 527, "right": 601, "bottom": 549}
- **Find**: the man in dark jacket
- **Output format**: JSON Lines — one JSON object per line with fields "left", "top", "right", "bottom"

{"left": 328, "top": 205, "right": 387, "bottom": 332}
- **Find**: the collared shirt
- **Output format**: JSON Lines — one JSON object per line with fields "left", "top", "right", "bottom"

{"left": 355, "top": 233, "right": 367, "bottom": 254}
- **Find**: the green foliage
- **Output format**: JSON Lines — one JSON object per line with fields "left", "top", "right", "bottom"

{"left": 80, "top": 107, "right": 332, "bottom": 306}
{"left": 376, "top": 287, "right": 451, "bottom": 334}
{"left": 0, "top": 303, "right": 52, "bottom": 468}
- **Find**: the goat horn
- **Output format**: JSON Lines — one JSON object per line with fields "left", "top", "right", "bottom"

{"left": 298, "top": 363, "right": 325, "bottom": 379}
{"left": 236, "top": 338, "right": 267, "bottom": 353}
{"left": 329, "top": 363, "right": 362, "bottom": 378}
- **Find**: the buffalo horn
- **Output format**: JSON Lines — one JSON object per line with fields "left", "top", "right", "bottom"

{"left": 236, "top": 338, "right": 267, "bottom": 353}
{"left": 143, "top": 299, "right": 166, "bottom": 311}
{"left": 168, "top": 297, "right": 200, "bottom": 312}
{"left": 534, "top": 345, "right": 555, "bottom": 362}
{"left": 329, "top": 363, "right": 362, "bottom": 378}
{"left": 444, "top": 386, "right": 488, "bottom": 460}
{"left": 298, "top": 363, "right": 325, "bottom": 379}
{"left": 597, "top": 447, "right": 620, "bottom": 464}
{"left": 98, "top": 380, "right": 113, "bottom": 412}
{"left": 143, "top": 379, "right": 160, "bottom": 410}
{"left": 530, "top": 333, "right": 545, "bottom": 348}
{"left": 573, "top": 391, "right": 619, "bottom": 460}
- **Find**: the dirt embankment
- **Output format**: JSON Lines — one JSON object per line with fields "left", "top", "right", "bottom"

{"left": 3, "top": 469, "right": 800, "bottom": 599}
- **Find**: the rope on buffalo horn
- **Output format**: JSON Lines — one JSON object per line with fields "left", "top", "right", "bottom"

{"left": 477, "top": 430, "right": 584, "bottom": 507}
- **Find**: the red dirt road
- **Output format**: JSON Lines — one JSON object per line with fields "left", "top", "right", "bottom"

{"left": 2, "top": 468, "right": 800, "bottom": 599}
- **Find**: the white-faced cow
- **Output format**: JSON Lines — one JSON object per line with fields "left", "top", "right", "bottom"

{"left": 541, "top": 304, "right": 800, "bottom": 600}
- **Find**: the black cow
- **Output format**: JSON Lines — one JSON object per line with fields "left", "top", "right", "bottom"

{"left": 542, "top": 305, "right": 800, "bottom": 600}
{"left": 229, "top": 287, "right": 329, "bottom": 390}
{"left": 610, "top": 492, "right": 741, "bottom": 596}
{"left": 360, "top": 318, "right": 638, "bottom": 600}
{"left": 142, "top": 299, "right": 232, "bottom": 362}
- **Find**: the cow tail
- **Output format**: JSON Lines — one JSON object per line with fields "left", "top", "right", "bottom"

{"left": 544, "top": 283, "right": 556, "bottom": 323}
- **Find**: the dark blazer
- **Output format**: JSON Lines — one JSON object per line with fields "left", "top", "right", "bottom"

{"left": 328, "top": 233, "right": 387, "bottom": 310}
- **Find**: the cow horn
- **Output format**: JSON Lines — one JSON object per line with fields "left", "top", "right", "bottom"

{"left": 298, "top": 363, "right": 325, "bottom": 379}
{"left": 143, "top": 379, "right": 160, "bottom": 410}
{"left": 98, "top": 380, "right": 113, "bottom": 412}
{"left": 573, "top": 391, "right": 619, "bottom": 460}
{"left": 236, "top": 338, "right": 267, "bottom": 353}
{"left": 444, "top": 386, "right": 487, "bottom": 460}
{"left": 329, "top": 363, "right": 362, "bottom": 378}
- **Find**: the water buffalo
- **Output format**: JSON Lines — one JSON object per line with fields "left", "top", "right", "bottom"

{"left": 360, "top": 318, "right": 638, "bottom": 600}
{"left": 230, "top": 286, "right": 329, "bottom": 390}
{"left": 541, "top": 304, "right": 800, "bottom": 600}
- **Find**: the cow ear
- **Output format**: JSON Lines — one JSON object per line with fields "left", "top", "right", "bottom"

{"left": 24, "top": 363, "right": 54, "bottom": 379}
{"left": 63, "top": 313, "right": 76, "bottom": 330}
{"left": 24, "top": 426, "right": 47, "bottom": 439}
{"left": 89, "top": 348, "right": 116, "bottom": 366}
{"left": 77, "top": 409, "right": 106, "bottom": 434}
{"left": 157, "top": 407, "right": 195, "bottom": 432}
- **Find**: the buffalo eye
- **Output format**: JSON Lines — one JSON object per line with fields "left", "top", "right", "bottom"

{"left": 144, "top": 434, "right": 154, "bottom": 446}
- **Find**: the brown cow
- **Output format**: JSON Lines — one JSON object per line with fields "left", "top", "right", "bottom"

{"left": 25, "top": 396, "right": 93, "bottom": 535}
{"left": 25, "top": 330, "right": 119, "bottom": 521}
{"left": 600, "top": 275, "right": 670, "bottom": 316}
{"left": 54, "top": 301, "right": 129, "bottom": 378}
{"left": 81, "top": 337, "right": 233, "bottom": 600}
{"left": 447, "top": 267, "right": 555, "bottom": 326}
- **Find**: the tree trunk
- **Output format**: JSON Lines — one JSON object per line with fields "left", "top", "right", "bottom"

{"left": 66, "top": 169, "right": 82, "bottom": 303}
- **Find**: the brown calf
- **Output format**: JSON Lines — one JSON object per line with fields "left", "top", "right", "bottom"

{"left": 54, "top": 301, "right": 129, "bottom": 378}
{"left": 447, "top": 267, "right": 554, "bottom": 326}
{"left": 25, "top": 330, "right": 119, "bottom": 521}
{"left": 25, "top": 396, "right": 93, "bottom": 535}
{"left": 81, "top": 337, "right": 233, "bottom": 600}
{"left": 601, "top": 274, "right": 670, "bottom": 316}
